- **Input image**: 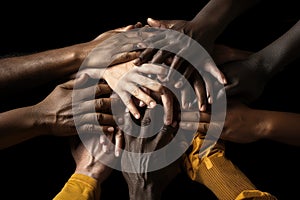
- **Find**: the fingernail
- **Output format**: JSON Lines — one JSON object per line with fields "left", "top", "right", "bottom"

{"left": 149, "top": 101, "right": 156, "bottom": 108}
{"left": 108, "top": 127, "right": 114, "bottom": 132}
{"left": 175, "top": 81, "right": 183, "bottom": 88}
{"left": 100, "top": 136, "right": 105, "bottom": 144}
{"left": 165, "top": 119, "right": 171, "bottom": 125}
{"left": 200, "top": 104, "right": 206, "bottom": 111}
{"left": 134, "top": 113, "right": 140, "bottom": 119}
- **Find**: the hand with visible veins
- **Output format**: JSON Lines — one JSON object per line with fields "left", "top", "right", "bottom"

{"left": 54, "top": 133, "right": 120, "bottom": 200}
{"left": 219, "top": 20, "right": 300, "bottom": 103}
{"left": 120, "top": 104, "right": 185, "bottom": 200}
{"left": 132, "top": 0, "right": 260, "bottom": 111}
{"left": 180, "top": 99, "right": 300, "bottom": 146}
{"left": 0, "top": 74, "right": 120, "bottom": 150}
{"left": 0, "top": 22, "right": 145, "bottom": 95}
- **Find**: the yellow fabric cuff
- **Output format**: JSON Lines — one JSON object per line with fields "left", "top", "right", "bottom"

{"left": 53, "top": 173, "right": 100, "bottom": 200}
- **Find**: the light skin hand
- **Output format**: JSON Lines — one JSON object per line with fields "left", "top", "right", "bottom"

{"left": 103, "top": 60, "right": 174, "bottom": 125}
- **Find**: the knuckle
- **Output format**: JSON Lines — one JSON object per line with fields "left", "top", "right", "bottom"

{"left": 97, "top": 113, "right": 104, "bottom": 122}
{"left": 96, "top": 98, "right": 104, "bottom": 109}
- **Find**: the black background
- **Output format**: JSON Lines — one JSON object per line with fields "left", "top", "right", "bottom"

{"left": 1, "top": 0, "right": 299, "bottom": 199}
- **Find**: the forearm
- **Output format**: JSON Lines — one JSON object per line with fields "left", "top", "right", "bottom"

{"left": 192, "top": 0, "right": 260, "bottom": 39}
{"left": 0, "top": 106, "right": 41, "bottom": 149}
{"left": 259, "top": 110, "right": 300, "bottom": 146}
{"left": 0, "top": 43, "right": 85, "bottom": 94}
{"left": 250, "top": 20, "right": 300, "bottom": 79}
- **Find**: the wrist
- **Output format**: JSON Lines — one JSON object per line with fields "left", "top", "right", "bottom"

{"left": 253, "top": 109, "right": 272, "bottom": 141}
{"left": 74, "top": 162, "right": 112, "bottom": 184}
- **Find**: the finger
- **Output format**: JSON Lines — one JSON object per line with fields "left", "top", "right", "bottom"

{"left": 174, "top": 65, "right": 194, "bottom": 89}
{"left": 179, "top": 122, "right": 209, "bottom": 133}
{"left": 180, "top": 85, "right": 191, "bottom": 110}
{"left": 137, "top": 63, "right": 168, "bottom": 76}
{"left": 192, "top": 73, "right": 208, "bottom": 111}
{"left": 180, "top": 111, "right": 211, "bottom": 122}
{"left": 203, "top": 60, "right": 227, "bottom": 85}
{"left": 131, "top": 74, "right": 164, "bottom": 94}
{"left": 202, "top": 73, "right": 213, "bottom": 104}
{"left": 110, "top": 51, "right": 141, "bottom": 66}
{"left": 117, "top": 91, "right": 140, "bottom": 119}
{"left": 77, "top": 124, "right": 103, "bottom": 134}
{"left": 76, "top": 113, "right": 117, "bottom": 126}
{"left": 147, "top": 18, "right": 175, "bottom": 29}
{"left": 101, "top": 126, "right": 116, "bottom": 134}
{"left": 73, "top": 83, "right": 112, "bottom": 102}
{"left": 161, "top": 88, "right": 173, "bottom": 125}
{"left": 100, "top": 134, "right": 109, "bottom": 153}
{"left": 139, "top": 87, "right": 149, "bottom": 107}
{"left": 162, "top": 55, "right": 184, "bottom": 82}
{"left": 128, "top": 84, "right": 156, "bottom": 108}
{"left": 114, "top": 129, "right": 123, "bottom": 157}
{"left": 134, "top": 48, "right": 158, "bottom": 65}
{"left": 151, "top": 49, "right": 173, "bottom": 64}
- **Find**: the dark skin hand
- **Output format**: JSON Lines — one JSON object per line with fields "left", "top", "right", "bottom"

{"left": 0, "top": 74, "right": 119, "bottom": 149}
{"left": 0, "top": 23, "right": 145, "bottom": 95}
{"left": 220, "top": 20, "right": 300, "bottom": 103}
{"left": 180, "top": 99, "right": 300, "bottom": 146}
{"left": 133, "top": 0, "right": 260, "bottom": 110}
{"left": 120, "top": 102, "right": 184, "bottom": 200}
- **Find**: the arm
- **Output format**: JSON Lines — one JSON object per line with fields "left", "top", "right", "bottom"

{"left": 121, "top": 107, "right": 182, "bottom": 200}
{"left": 134, "top": 0, "right": 260, "bottom": 110}
{"left": 180, "top": 100, "right": 300, "bottom": 146}
{"left": 53, "top": 134, "right": 119, "bottom": 200}
{"left": 221, "top": 20, "right": 300, "bottom": 103}
{"left": 0, "top": 23, "right": 141, "bottom": 95}
{"left": 0, "top": 76, "right": 117, "bottom": 149}
{"left": 250, "top": 20, "right": 300, "bottom": 79}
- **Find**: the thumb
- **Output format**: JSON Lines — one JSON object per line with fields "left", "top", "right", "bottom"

{"left": 147, "top": 18, "right": 178, "bottom": 29}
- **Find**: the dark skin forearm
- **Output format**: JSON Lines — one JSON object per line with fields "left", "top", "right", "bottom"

{"left": 191, "top": 0, "right": 260, "bottom": 42}
{"left": 0, "top": 106, "right": 40, "bottom": 149}
{"left": 252, "top": 20, "right": 300, "bottom": 78}
{"left": 0, "top": 43, "right": 85, "bottom": 94}
{"left": 263, "top": 110, "right": 300, "bottom": 146}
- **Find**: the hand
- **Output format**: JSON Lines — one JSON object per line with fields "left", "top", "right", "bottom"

{"left": 219, "top": 57, "right": 268, "bottom": 104}
{"left": 103, "top": 61, "right": 174, "bottom": 125}
{"left": 133, "top": 18, "right": 226, "bottom": 112}
{"left": 70, "top": 133, "right": 119, "bottom": 183}
{"left": 120, "top": 107, "right": 182, "bottom": 200}
{"left": 77, "top": 24, "right": 163, "bottom": 77}
{"left": 32, "top": 74, "right": 117, "bottom": 137}
{"left": 180, "top": 100, "right": 263, "bottom": 143}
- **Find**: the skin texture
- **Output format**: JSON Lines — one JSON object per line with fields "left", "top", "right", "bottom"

{"left": 133, "top": 0, "right": 261, "bottom": 110}
{"left": 121, "top": 106, "right": 183, "bottom": 200}
{"left": 0, "top": 23, "right": 144, "bottom": 96}
{"left": 102, "top": 60, "right": 174, "bottom": 125}
{"left": 180, "top": 100, "right": 300, "bottom": 146}
{"left": 180, "top": 20, "right": 300, "bottom": 146}
{"left": 53, "top": 134, "right": 120, "bottom": 199}
{"left": 0, "top": 74, "right": 117, "bottom": 149}
{"left": 220, "top": 20, "right": 300, "bottom": 103}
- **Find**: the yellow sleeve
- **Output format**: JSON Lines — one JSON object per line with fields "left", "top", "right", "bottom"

{"left": 53, "top": 173, "right": 101, "bottom": 200}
